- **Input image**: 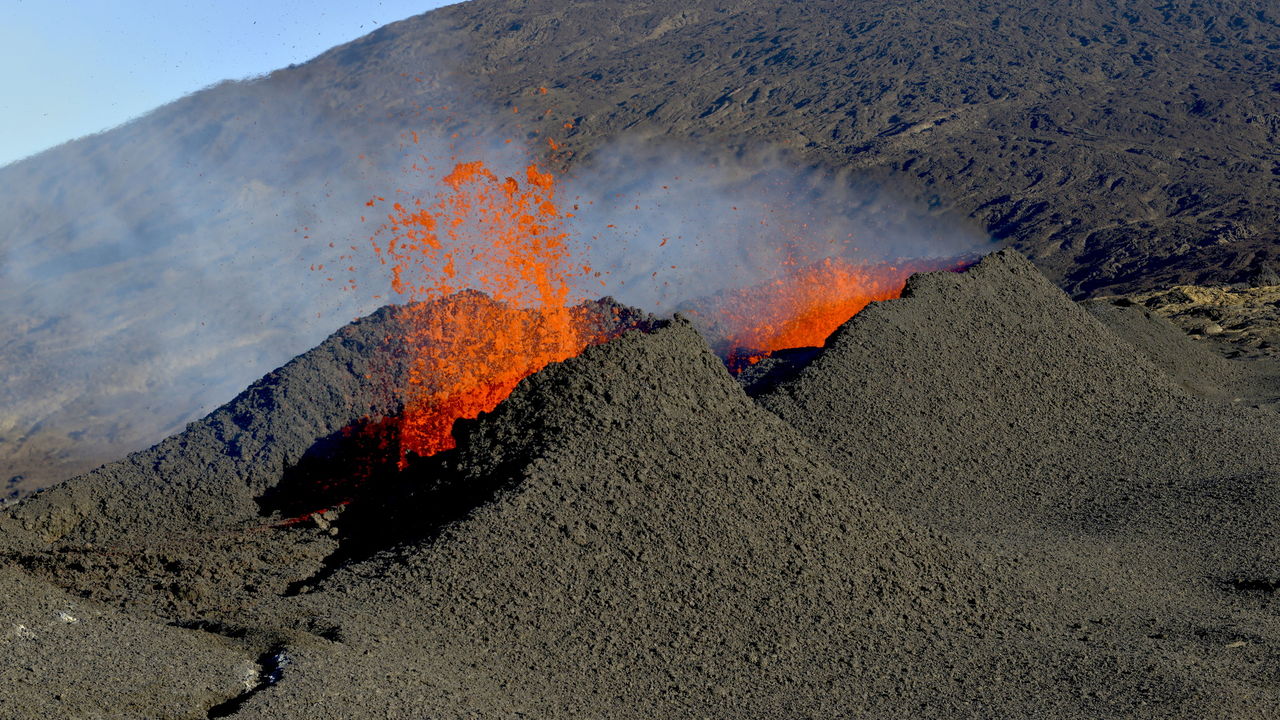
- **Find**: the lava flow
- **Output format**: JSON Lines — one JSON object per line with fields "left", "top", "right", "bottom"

{"left": 370, "top": 161, "right": 603, "bottom": 461}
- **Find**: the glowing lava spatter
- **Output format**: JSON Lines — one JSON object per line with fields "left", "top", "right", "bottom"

{"left": 370, "top": 161, "right": 601, "bottom": 459}
{"left": 710, "top": 256, "right": 969, "bottom": 372}
{"left": 360, "top": 150, "right": 966, "bottom": 462}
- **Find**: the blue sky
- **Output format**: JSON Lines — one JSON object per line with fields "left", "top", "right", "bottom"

{"left": 0, "top": 0, "right": 460, "bottom": 167}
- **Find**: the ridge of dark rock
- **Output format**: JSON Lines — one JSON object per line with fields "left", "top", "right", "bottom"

{"left": 759, "top": 249, "right": 1280, "bottom": 533}
{"left": 1, "top": 306, "right": 408, "bottom": 548}
{"left": 0, "top": 250, "right": 1278, "bottom": 715}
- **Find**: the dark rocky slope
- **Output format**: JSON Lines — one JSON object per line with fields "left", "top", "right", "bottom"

{"left": 429, "top": 0, "right": 1280, "bottom": 295}
{"left": 0, "top": 298, "right": 650, "bottom": 657}
{"left": 2, "top": 252, "right": 1278, "bottom": 717}
{"left": 7, "top": 0, "right": 1276, "bottom": 296}
{"left": 0, "top": 308, "right": 412, "bottom": 643}
{"left": 232, "top": 318, "right": 1201, "bottom": 718}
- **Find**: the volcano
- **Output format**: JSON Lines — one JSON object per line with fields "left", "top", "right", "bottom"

{"left": 4, "top": 0, "right": 1280, "bottom": 499}
{"left": 5, "top": 0, "right": 1280, "bottom": 715}
{"left": 3, "top": 252, "right": 1280, "bottom": 718}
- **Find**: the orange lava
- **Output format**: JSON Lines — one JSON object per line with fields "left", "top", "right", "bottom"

{"left": 713, "top": 256, "right": 964, "bottom": 371}
{"left": 362, "top": 151, "right": 967, "bottom": 456}
{"left": 371, "top": 161, "right": 599, "bottom": 459}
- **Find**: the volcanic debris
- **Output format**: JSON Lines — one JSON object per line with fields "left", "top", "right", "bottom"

{"left": 2, "top": 251, "right": 1280, "bottom": 717}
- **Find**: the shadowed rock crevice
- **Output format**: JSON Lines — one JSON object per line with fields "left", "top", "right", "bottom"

{"left": 274, "top": 442, "right": 550, "bottom": 597}
{"left": 206, "top": 646, "right": 289, "bottom": 719}
{"left": 1221, "top": 577, "right": 1280, "bottom": 596}
{"left": 731, "top": 346, "right": 821, "bottom": 396}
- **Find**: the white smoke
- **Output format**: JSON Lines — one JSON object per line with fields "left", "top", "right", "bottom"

{"left": 0, "top": 75, "right": 469, "bottom": 489}
{"left": 0, "top": 80, "right": 989, "bottom": 494}
{"left": 557, "top": 138, "right": 989, "bottom": 311}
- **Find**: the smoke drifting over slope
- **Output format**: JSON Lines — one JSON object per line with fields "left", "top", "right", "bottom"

{"left": 1, "top": 97, "right": 979, "bottom": 496}
{"left": 558, "top": 140, "right": 986, "bottom": 311}
{"left": 8, "top": 0, "right": 1274, "bottom": 495}
{"left": 0, "top": 92, "right": 406, "bottom": 491}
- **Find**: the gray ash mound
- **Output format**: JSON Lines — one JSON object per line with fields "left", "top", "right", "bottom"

{"left": 4, "top": 305, "right": 407, "bottom": 548}
{"left": 0, "top": 297, "right": 653, "bottom": 667}
{"left": 0, "top": 307, "right": 414, "bottom": 659}
{"left": 759, "top": 250, "right": 1280, "bottom": 534}
{"left": 758, "top": 250, "right": 1280, "bottom": 712}
{"left": 1083, "top": 296, "right": 1280, "bottom": 409}
{"left": 4, "top": 251, "right": 1280, "bottom": 717}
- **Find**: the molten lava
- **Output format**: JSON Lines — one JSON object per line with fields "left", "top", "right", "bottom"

{"left": 371, "top": 161, "right": 602, "bottom": 459}
{"left": 394, "top": 292, "right": 604, "bottom": 458}
{"left": 709, "top": 256, "right": 967, "bottom": 372}
{"left": 360, "top": 151, "right": 966, "bottom": 463}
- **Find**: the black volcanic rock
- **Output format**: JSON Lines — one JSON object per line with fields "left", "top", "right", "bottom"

{"left": 223, "top": 271, "right": 1276, "bottom": 717}
{"left": 1, "top": 297, "right": 650, "bottom": 548}
{"left": 417, "top": 0, "right": 1280, "bottom": 295}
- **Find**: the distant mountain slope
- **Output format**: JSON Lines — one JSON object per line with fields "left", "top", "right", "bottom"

{"left": 3, "top": 0, "right": 1277, "bottom": 493}
{"left": 417, "top": 0, "right": 1280, "bottom": 293}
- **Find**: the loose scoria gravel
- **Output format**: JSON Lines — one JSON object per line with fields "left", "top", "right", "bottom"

{"left": 3, "top": 251, "right": 1279, "bottom": 718}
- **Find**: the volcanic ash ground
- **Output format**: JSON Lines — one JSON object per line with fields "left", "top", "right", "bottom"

{"left": 3, "top": 250, "right": 1280, "bottom": 719}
